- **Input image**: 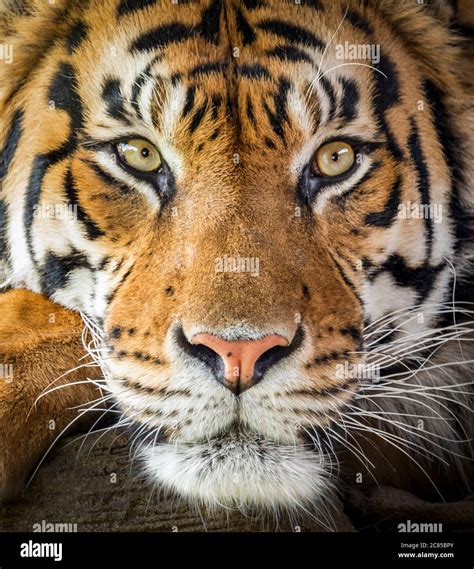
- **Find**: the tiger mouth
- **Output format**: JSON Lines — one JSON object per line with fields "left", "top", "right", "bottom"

{"left": 138, "top": 426, "right": 333, "bottom": 510}
{"left": 129, "top": 418, "right": 334, "bottom": 456}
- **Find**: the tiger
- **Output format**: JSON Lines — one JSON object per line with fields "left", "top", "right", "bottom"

{"left": 0, "top": 0, "right": 473, "bottom": 523}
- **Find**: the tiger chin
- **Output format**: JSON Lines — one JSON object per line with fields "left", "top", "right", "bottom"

{"left": 0, "top": 0, "right": 473, "bottom": 519}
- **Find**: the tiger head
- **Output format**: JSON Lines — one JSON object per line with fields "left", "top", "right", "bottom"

{"left": 0, "top": 0, "right": 472, "bottom": 514}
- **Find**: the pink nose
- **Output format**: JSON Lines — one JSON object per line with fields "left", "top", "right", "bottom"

{"left": 191, "top": 333, "right": 289, "bottom": 393}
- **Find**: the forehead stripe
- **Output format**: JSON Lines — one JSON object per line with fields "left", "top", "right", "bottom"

{"left": 66, "top": 21, "right": 88, "bottom": 54}
{"left": 339, "top": 77, "right": 359, "bottom": 123}
{"left": 346, "top": 9, "right": 375, "bottom": 36}
{"left": 102, "top": 78, "right": 131, "bottom": 124}
{"left": 237, "top": 64, "right": 271, "bottom": 80}
{"left": 319, "top": 76, "right": 337, "bottom": 122}
{"left": 200, "top": 0, "right": 223, "bottom": 44}
{"left": 257, "top": 19, "right": 326, "bottom": 51}
{"left": 235, "top": 6, "right": 256, "bottom": 45}
{"left": 130, "top": 23, "right": 193, "bottom": 53}
{"left": 189, "top": 61, "right": 228, "bottom": 78}
{"left": 117, "top": 0, "right": 157, "bottom": 17}
{"left": 265, "top": 45, "right": 314, "bottom": 65}
{"left": 189, "top": 98, "right": 209, "bottom": 134}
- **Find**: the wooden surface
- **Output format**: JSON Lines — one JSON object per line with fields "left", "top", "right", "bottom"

{"left": 0, "top": 431, "right": 355, "bottom": 532}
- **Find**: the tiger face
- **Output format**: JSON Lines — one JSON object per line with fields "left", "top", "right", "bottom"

{"left": 1, "top": 0, "right": 472, "bottom": 513}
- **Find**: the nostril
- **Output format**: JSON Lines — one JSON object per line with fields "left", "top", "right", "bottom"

{"left": 252, "top": 327, "right": 305, "bottom": 383}
{"left": 176, "top": 327, "right": 225, "bottom": 381}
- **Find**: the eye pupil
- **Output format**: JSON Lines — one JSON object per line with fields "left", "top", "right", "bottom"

{"left": 141, "top": 148, "right": 150, "bottom": 158}
{"left": 331, "top": 152, "right": 339, "bottom": 162}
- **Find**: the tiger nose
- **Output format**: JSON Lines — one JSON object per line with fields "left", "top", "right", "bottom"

{"left": 191, "top": 333, "right": 289, "bottom": 394}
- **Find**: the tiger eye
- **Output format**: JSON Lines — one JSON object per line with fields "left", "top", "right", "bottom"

{"left": 116, "top": 138, "right": 162, "bottom": 173}
{"left": 314, "top": 141, "right": 355, "bottom": 177}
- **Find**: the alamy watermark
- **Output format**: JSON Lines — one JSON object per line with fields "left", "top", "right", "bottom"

{"left": 335, "top": 361, "right": 381, "bottom": 382}
{"left": 398, "top": 201, "right": 443, "bottom": 224}
{"left": 215, "top": 255, "right": 260, "bottom": 278}
{"left": 33, "top": 203, "right": 78, "bottom": 221}
{"left": 335, "top": 41, "right": 380, "bottom": 65}
{"left": 0, "top": 44, "right": 13, "bottom": 64}
{"left": 33, "top": 520, "right": 78, "bottom": 532}
{"left": 398, "top": 520, "right": 443, "bottom": 533}
{"left": 0, "top": 363, "right": 14, "bottom": 383}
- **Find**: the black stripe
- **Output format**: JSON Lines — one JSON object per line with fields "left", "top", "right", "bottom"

{"left": 374, "top": 55, "right": 399, "bottom": 113}
{"left": 365, "top": 175, "right": 402, "bottom": 227}
{"left": 66, "top": 21, "right": 88, "bottom": 54}
{"left": 373, "top": 54, "right": 403, "bottom": 161}
{"left": 199, "top": 0, "right": 222, "bottom": 45}
{"left": 408, "top": 118, "right": 433, "bottom": 259}
{"left": 210, "top": 94, "right": 221, "bottom": 120}
{"left": 189, "top": 99, "right": 208, "bottom": 133}
{"left": 329, "top": 253, "right": 363, "bottom": 306}
{"left": 423, "top": 79, "right": 471, "bottom": 251}
{"left": 131, "top": 23, "right": 192, "bottom": 52}
{"left": 339, "top": 77, "right": 359, "bottom": 122}
{"left": 369, "top": 254, "right": 446, "bottom": 302}
{"left": 264, "top": 78, "right": 290, "bottom": 142}
{"left": 235, "top": 6, "right": 255, "bottom": 45}
{"left": 346, "top": 9, "right": 374, "bottom": 35}
{"left": 117, "top": 0, "right": 156, "bottom": 17}
{"left": 242, "top": 0, "right": 265, "bottom": 8}
{"left": 257, "top": 19, "right": 325, "bottom": 51}
{"left": 105, "top": 263, "right": 135, "bottom": 307}
{"left": 0, "top": 109, "right": 24, "bottom": 182}
{"left": 41, "top": 251, "right": 91, "bottom": 297}
{"left": 102, "top": 78, "right": 130, "bottom": 123}
{"left": 188, "top": 61, "right": 227, "bottom": 78}
{"left": 340, "top": 326, "right": 362, "bottom": 342}
{"left": 87, "top": 162, "right": 133, "bottom": 195}
{"left": 131, "top": 73, "right": 148, "bottom": 120}
{"left": 264, "top": 137, "right": 276, "bottom": 149}
{"left": 237, "top": 64, "right": 271, "bottom": 80}
{"left": 266, "top": 45, "right": 313, "bottom": 64}
{"left": 26, "top": 64, "right": 83, "bottom": 257}
{"left": 170, "top": 73, "right": 181, "bottom": 86}
{"left": 319, "top": 77, "right": 337, "bottom": 121}
{"left": 25, "top": 149, "right": 75, "bottom": 253}
{"left": 338, "top": 160, "right": 382, "bottom": 206}
{"left": 246, "top": 96, "right": 256, "bottom": 125}
{"left": 131, "top": 57, "right": 160, "bottom": 120}
{"left": 0, "top": 199, "right": 7, "bottom": 258}
{"left": 182, "top": 85, "right": 196, "bottom": 118}
{"left": 64, "top": 168, "right": 105, "bottom": 239}
{"left": 48, "top": 63, "right": 84, "bottom": 131}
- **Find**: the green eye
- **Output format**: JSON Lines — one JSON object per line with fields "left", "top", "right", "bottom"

{"left": 116, "top": 138, "right": 162, "bottom": 173}
{"left": 314, "top": 141, "right": 355, "bottom": 177}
